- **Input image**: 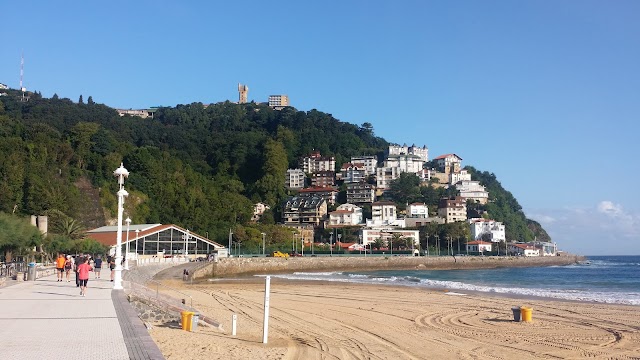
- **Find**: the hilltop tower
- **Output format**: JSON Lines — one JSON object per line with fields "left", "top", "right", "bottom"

{"left": 238, "top": 83, "right": 248, "bottom": 104}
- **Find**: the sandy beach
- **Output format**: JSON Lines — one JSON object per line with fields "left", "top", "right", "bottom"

{"left": 148, "top": 278, "right": 640, "bottom": 359}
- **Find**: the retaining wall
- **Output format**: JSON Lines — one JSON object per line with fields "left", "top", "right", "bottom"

{"left": 193, "top": 255, "right": 584, "bottom": 279}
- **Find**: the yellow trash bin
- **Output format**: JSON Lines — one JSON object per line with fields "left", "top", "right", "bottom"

{"left": 181, "top": 311, "right": 194, "bottom": 331}
{"left": 520, "top": 307, "right": 533, "bottom": 322}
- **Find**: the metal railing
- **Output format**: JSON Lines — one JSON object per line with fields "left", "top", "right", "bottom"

{"left": 145, "top": 278, "right": 194, "bottom": 308}
{"left": 123, "top": 266, "right": 195, "bottom": 309}
{"left": 1, "top": 262, "right": 27, "bottom": 278}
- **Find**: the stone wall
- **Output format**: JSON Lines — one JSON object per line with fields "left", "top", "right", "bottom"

{"left": 128, "top": 294, "right": 181, "bottom": 324}
{"left": 193, "top": 255, "right": 583, "bottom": 279}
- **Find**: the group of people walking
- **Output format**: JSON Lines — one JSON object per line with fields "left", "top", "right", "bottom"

{"left": 55, "top": 253, "right": 117, "bottom": 296}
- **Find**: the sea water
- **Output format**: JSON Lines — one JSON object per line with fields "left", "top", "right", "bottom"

{"left": 262, "top": 256, "right": 640, "bottom": 306}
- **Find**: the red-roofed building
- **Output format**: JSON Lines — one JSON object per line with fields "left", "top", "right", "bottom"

{"left": 328, "top": 204, "right": 363, "bottom": 227}
{"left": 87, "top": 224, "right": 227, "bottom": 259}
{"left": 508, "top": 243, "right": 540, "bottom": 257}
{"left": 434, "top": 153, "right": 462, "bottom": 174}
{"left": 466, "top": 240, "right": 492, "bottom": 253}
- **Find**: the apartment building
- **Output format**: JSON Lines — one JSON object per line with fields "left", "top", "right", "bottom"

{"left": 437, "top": 196, "right": 467, "bottom": 223}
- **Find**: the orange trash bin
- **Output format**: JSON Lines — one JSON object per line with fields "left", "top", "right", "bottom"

{"left": 520, "top": 307, "right": 533, "bottom": 322}
{"left": 181, "top": 311, "right": 194, "bottom": 331}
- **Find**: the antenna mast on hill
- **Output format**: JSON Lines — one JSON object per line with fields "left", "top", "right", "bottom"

{"left": 20, "top": 51, "right": 27, "bottom": 102}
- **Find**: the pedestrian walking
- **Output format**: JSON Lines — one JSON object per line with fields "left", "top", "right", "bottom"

{"left": 74, "top": 253, "right": 85, "bottom": 287}
{"left": 76, "top": 257, "right": 93, "bottom": 297}
{"left": 93, "top": 256, "right": 102, "bottom": 279}
{"left": 55, "top": 254, "right": 66, "bottom": 282}
{"left": 109, "top": 257, "right": 116, "bottom": 282}
{"left": 64, "top": 255, "right": 73, "bottom": 282}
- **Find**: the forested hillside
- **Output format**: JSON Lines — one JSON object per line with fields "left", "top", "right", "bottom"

{"left": 0, "top": 89, "right": 547, "bottom": 252}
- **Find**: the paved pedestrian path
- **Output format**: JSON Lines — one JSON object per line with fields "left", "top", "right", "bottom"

{"left": 0, "top": 272, "right": 164, "bottom": 359}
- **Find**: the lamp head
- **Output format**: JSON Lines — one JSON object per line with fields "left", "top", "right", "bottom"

{"left": 113, "top": 163, "right": 130, "bottom": 186}
{"left": 125, "top": 217, "right": 131, "bottom": 225}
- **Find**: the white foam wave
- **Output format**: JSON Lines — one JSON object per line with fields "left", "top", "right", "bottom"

{"left": 291, "top": 271, "right": 343, "bottom": 276}
{"left": 259, "top": 273, "right": 640, "bottom": 306}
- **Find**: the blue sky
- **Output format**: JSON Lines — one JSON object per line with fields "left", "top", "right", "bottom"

{"left": 2, "top": 1, "right": 638, "bottom": 255}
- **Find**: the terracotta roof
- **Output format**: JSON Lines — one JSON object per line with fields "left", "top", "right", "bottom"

{"left": 434, "top": 153, "right": 463, "bottom": 160}
{"left": 467, "top": 241, "right": 492, "bottom": 245}
{"left": 86, "top": 224, "right": 224, "bottom": 248}
{"left": 512, "top": 244, "right": 536, "bottom": 250}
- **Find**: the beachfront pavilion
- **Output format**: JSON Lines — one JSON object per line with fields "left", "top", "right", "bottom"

{"left": 87, "top": 224, "right": 228, "bottom": 260}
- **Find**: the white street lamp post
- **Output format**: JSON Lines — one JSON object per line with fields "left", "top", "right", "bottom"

{"left": 185, "top": 230, "right": 190, "bottom": 258}
{"left": 261, "top": 232, "right": 266, "bottom": 256}
{"left": 124, "top": 217, "right": 131, "bottom": 270}
{"left": 301, "top": 235, "right": 304, "bottom": 257}
{"left": 135, "top": 229, "right": 140, "bottom": 264}
{"left": 329, "top": 234, "right": 333, "bottom": 256}
{"left": 113, "top": 163, "right": 129, "bottom": 290}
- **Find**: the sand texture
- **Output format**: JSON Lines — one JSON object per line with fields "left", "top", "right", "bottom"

{"left": 149, "top": 280, "right": 640, "bottom": 359}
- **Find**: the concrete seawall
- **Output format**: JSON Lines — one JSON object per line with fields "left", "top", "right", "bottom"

{"left": 192, "top": 255, "right": 584, "bottom": 279}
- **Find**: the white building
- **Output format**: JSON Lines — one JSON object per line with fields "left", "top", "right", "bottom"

{"left": 469, "top": 218, "right": 505, "bottom": 242}
{"left": 387, "top": 144, "right": 429, "bottom": 163}
{"left": 116, "top": 108, "right": 157, "bottom": 119}
{"left": 268, "top": 95, "right": 289, "bottom": 109}
{"left": 466, "top": 240, "right": 492, "bottom": 253}
{"left": 450, "top": 169, "right": 472, "bottom": 185}
{"left": 340, "top": 163, "right": 367, "bottom": 183}
{"left": 0, "top": 83, "right": 8, "bottom": 90}
{"left": 434, "top": 153, "right": 462, "bottom": 174}
{"left": 456, "top": 180, "right": 489, "bottom": 204}
{"left": 251, "top": 202, "right": 270, "bottom": 222}
{"left": 376, "top": 155, "right": 423, "bottom": 190}
{"left": 286, "top": 169, "right": 306, "bottom": 189}
{"left": 328, "top": 204, "right": 363, "bottom": 227}
{"left": 509, "top": 243, "right": 540, "bottom": 257}
{"left": 366, "top": 201, "right": 405, "bottom": 227}
{"left": 350, "top": 155, "right": 378, "bottom": 176}
{"left": 533, "top": 241, "right": 558, "bottom": 256}
{"left": 407, "top": 203, "right": 429, "bottom": 218}
{"left": 300, "top": 151, "right": 335, "bottom": 174}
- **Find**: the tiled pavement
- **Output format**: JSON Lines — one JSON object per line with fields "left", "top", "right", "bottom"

{"left": 0, "top": 272, "right": 164, "bottom": 359}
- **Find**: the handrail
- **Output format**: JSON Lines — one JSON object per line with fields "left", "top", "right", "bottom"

{"left": 142, "top": 278, "right": 194, "bottom": 309}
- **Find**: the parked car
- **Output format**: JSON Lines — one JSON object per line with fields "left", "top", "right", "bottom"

{"left": 288, "top": 252, "right": 303, "bottom": 257}
{"left": 271, "top": 251, "right": 289, "bottom": 258}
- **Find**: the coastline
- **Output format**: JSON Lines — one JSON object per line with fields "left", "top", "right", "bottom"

{"left": 192, "top": 254, "right": 584, "bottom": 279}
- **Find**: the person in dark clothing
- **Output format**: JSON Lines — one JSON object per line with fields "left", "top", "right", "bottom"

{"left": 93, "top": 256, "right": 103, "bottom": 279}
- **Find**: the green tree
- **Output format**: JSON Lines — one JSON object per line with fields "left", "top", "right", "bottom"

{"left": 254, "top": 139, "right": 288, "bottom": 205}
{"left": 0, "top": 213, "right": 42, "bottom": 262}
{"left": 388, "top": 172, "right": 421, "bottom": 205}
{"left": 69, "top": 122, "right": 100, "bottom": 170}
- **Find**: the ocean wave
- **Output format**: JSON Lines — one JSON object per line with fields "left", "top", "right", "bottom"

{"left": 259, "top": 273, "right": 640, "bottom": 306}
{"left": 291, "top": 271, "right": 343, "bottom": 276}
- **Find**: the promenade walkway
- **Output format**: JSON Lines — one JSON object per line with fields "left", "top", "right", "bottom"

{"left": 0, "top": 272, "right": 164, "bottom": 360}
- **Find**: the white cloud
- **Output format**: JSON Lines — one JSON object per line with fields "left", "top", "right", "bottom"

{"left": 527, "top": 213, "right": 556, "bottom": 225}
{"left": 597, "top": 201, "right": 623, "bottom": 217}
{"left": 525, "top": 202, "right": 640, "bottom": 255}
